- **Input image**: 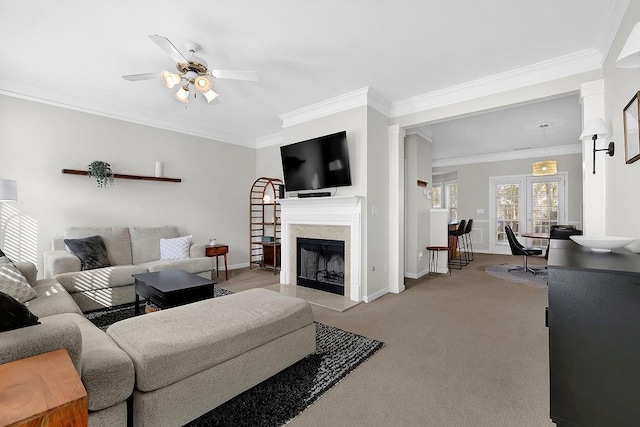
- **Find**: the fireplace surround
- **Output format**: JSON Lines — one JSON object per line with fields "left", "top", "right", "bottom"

{"left": 278, "top": 196, "right": 362, "bottom": 302}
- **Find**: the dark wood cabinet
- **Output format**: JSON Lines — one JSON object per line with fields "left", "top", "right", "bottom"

{"left": 547, "top": 240, "right": 640, "bottom": 426}
{"left": 261, "top": 242, "right": 281, "bottom": 268}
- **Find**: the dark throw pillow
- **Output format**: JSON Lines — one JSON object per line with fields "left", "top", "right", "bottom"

{"left": 0, "top": 290, "right": 40, "bottom": 332}
{"left": 64, "top": 235, "right": 112, "bottom": 271}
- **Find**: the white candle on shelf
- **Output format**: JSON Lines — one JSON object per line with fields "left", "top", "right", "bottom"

{"left": 155, "top": 161, "right": 163, "bottom": 177}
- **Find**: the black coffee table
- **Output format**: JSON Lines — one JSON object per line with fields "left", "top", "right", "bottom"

{"left": 132, "top": 269, "right": 216, "bottom": 315}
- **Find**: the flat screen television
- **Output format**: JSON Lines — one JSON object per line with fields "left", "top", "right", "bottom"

{"left": 280, "top": 130, "right": 352, "bottom": 192}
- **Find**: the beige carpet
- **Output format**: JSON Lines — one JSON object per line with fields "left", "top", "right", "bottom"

{"left": 219, "top": 254, "right": 552, "bottom": 427}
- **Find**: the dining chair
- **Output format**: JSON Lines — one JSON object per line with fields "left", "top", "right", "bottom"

{"left": 505, "top": 225, "right": 543, "bottom": 274}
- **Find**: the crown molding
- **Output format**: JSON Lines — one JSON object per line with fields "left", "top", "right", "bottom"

{"left": 279, "top": 87, "right": 392, "bottom": 128}
{"left": 0, "top": 77, "right": 256, "bottom": 148}
{"left": 255, "top": 132, "right": 283, "bottom": 148}
{"left": 595, "top": 0, "right": 630, "bottom": 57}
{"left": 390, "top": 48, "right": 603, "bottom": 118}
{"left": 432, "top": 143, "right": 582, "bottom": 168}
{"left": 405, "top": 126, "right": 434, "bottom": 142}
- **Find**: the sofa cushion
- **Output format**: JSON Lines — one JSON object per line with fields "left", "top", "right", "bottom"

{"left": 51, "top": 313, "right": 135, "bottom": 412}
{"left": 106, "top": 288, "right": 314, "bottom": 392}
{"left": 64, "top": 235, "right": 112, "bottom": 271}
{"left": 0, "top": 291, "right": 40, "bottom": 332}
{"left": 26, "top": 279, "right": 82, "bottom": 317}
{"left": 129, "top": 226, "right": 179, "bottom": 264}
{"left": 160, "top": 235, "right": 192, "bottom": 260}
{"left": 138, "top": 257, "right": 214, "bottom": 274}
{"left": 65, "top": 227, "right": 132, "bottom": 266}
{"left": 0, "top": 256, "right": 37, "bottom": 303}
{"left": 55, "top": 265, "right": 149, "bottom": 294}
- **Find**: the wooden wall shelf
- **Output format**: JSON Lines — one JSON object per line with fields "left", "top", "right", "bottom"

{"left": 62, "top": 169, "right": 181, "bottom": 183}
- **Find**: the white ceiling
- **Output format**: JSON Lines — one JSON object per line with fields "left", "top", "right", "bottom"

{"left": 423, "top": 93, "right": 583, "bottom": 161}
{"left": 0, "top": 1, "right": 625, "bottom": 150}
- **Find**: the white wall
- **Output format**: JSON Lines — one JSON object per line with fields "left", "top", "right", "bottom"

{"left": 365, "top": 107, "right": 390, "bottom": 300}
{"left": 404, "top": 133, "right": 432, "bottom": 278}
{"left": 434, "top": 153, "right": 583, "bottom": 252}
{"left": 0, "top": 95, "right": 256, "bottom": 274}
{"left": 603, "top": 1, "right": 640, "bottom": 238}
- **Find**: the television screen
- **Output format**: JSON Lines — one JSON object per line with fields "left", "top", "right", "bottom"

{"left": 280, "top": 131, "right": 352, "bottom": 192}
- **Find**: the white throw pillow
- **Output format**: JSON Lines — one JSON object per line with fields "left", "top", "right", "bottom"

{"left": 0, "top": 256, "right": 37, "bottom": 303}
{"left": 160, "top": 235, "right": 192, "bottom": 260}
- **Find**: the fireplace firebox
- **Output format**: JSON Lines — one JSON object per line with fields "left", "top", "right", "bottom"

{"left": 296, "top": 237, "right": 345, "bottom": 295}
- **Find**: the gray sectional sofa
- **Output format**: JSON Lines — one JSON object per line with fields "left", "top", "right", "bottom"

{"left": 1, "top": 262, "right": 316, "bottom": 427}
{"left": 43, "top": 226, "right": 215, "bottom": 311}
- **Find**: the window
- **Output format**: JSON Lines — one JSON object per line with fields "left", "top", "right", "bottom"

{"left": 495, "top": 183, "right": 520, "bottom": 244}
{"left": 431, "top": 184, "right": 442, "bottom": 208}
{"left": 432, "top": 180, "right": 457, "bottom": 221}
{"left": 445, "top": 181, "right": 458, "bottom": 222}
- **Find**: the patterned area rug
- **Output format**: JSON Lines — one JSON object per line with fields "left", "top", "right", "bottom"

{"left": 84, "top": 288, "right": 384, "bottom": 427}
{"left": 485, "top": 264, "right": 547, "bottom": 288}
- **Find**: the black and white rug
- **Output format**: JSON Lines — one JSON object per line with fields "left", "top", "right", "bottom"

{"left": 84, "top": 288, "right": 384, "bottom": 427}
{"left": 485, "top": 264, "right": 547, "bottom": 288}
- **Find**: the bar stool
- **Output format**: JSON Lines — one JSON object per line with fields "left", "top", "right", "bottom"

{"left": 462, "top": 218, "right": 474, "bottom": 262}
{"left": 449, "top": 219, "right": 468, "bottom": 269}
{"left": 426, "top": 245, "right": 451, "bottom": 275}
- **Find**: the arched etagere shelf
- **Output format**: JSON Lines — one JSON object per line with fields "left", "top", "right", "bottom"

{"left": 249, "top": 177, "right": 283, "bottom": 274}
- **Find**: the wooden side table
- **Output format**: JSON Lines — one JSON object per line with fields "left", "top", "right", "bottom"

{"left": 0, "top": 348, "right": 88, "bottom": 426}
{"left": 206, "top": 244, "right": 229, "bottom": 280}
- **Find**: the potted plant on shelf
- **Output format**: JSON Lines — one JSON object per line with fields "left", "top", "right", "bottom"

{"left": 87, "top": 161, "right": 114, "bottom": 188}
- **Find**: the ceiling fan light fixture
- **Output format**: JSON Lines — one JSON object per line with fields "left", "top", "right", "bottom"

{"left": 203, "top": 89, "right": 219, "bottom": 103}
{"left": 194, "top": 75, "right": 212, "bottom": 92}
{"left": 174, "top": 85, "right": 190, "bottom": 103}
{"left": 161, "top": 70, "right": 182, "bottom": 88}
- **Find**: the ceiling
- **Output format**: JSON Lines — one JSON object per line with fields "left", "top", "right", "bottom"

{"left": 0, "top": 1, "right": 625, "bottom": 151}
{"left": 424, "top": 93, "right": 583, "bottom": 162}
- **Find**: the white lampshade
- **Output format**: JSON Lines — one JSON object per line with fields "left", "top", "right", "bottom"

{"left": 202, "top": 89, "right": 219, "bottom": 103}
{"left": 617, "top": 22, "right": 640, "bottom": 68}
{"left": 580, "top": 118, "right": 611, "bottom": 140}
{"left": 194, "top": 75, "right": 212, "bottom": 93}
{"left": 0, "top": 179, "right": 17, "bottom": 201}
{"left": 174, "top": 85, "right": 190, "bottom": 103}
{"left": 161, "top": 70, "right": 182, "bottom": 89}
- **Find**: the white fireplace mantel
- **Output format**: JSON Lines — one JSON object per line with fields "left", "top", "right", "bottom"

{"left": 278, "top": 195, "right": 362, "bottom": 301}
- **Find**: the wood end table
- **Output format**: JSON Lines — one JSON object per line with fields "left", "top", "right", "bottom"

{"left": 0, "top": 348, "right": 88, "bottom": 426}
{"left": 206, "top": 244, "right": 229, "bottom": 280}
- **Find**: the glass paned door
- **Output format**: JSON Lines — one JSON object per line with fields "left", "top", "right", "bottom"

{"left": 495, "top": 183, "right": 521, "bottom": 245}
{"left": 526, "top": 175, "right": 565, "bottom": 247}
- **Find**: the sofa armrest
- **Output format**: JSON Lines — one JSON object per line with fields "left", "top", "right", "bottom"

{"left": 190, "top": 243, "right": 206, "bottom": 258}
{"left": 43, "top": 250, "right": 81, "bottom": 279}
{"left": 14, "top": 261, "right": 38, "bottom": 287}
{"left": 0, "top": 317, "right": 83, "bottom": 374}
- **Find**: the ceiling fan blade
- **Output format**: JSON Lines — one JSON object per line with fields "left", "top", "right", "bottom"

{"left": 210, "top": 70, "right": 260, "bottom": 81}
{"left": 148, "top": 34, "right": 188, "bottom": 63}
{"left": 122, "top": 72, "right": 161, "bottom": 81}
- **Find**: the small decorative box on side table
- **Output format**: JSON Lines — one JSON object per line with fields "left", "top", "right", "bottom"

{"left": 0, "top": 348, "right": 88, "bottom": 427}
{"left": 205, "top": 244, "right": 229, "bottom": 280}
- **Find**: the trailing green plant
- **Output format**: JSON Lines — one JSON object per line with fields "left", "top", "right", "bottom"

{"left": 87, "top": 161, "right": 114, "bottom": 188}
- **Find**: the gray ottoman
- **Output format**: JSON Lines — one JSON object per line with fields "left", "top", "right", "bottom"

{"left": 106, "top": 288, "right": 316, "bottom": 427}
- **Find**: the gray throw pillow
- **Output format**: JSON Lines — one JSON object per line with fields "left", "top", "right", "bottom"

{"left": 64, "top": 235, "right": 112, "bottom": 271}
{"left": 0, "top": 256, "right": 37, "bottom": 302}
{"left": 0, "top": 290, "right": 40, "bottom": 332}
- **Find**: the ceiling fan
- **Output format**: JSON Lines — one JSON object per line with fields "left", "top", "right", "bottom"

{"left": 123, "top": 34, "right": 259, "bottom": 104}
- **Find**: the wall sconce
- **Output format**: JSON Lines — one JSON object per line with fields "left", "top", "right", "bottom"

{"left": 0, "top": 179, "right": 17, "bottom": 201}
{"left": 617, "top": 22, "right": 640, "bottom": 68}
{"left": 579, "top": 119, "right": 614, "bottom": 174}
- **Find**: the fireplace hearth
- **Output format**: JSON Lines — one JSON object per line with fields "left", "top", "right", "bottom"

{"left": 297, "top": 237, "right": 345, "bottom": 295}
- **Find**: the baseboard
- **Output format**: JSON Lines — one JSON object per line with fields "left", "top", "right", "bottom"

{"left": 364, "top": 286, "right": 389, "bottom": 303}
{"left": 225, "top": 262, "right": 250, "bottom": 270}
{"left": 404, "top": 268, "right": 430, "bottom": 279}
